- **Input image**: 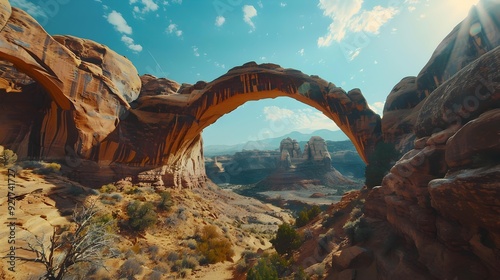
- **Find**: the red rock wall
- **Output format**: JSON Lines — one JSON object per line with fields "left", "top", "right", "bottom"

{"left": 365, "top": 1, "right": 500, "bottom": 278}
{"left": 0, "top": 0, "right": 380, "bottom": 188}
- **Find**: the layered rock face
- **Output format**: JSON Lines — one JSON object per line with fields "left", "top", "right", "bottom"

{"left": 364, "top": 1, "right": 500, "bottom": 279}
{"left": 0, "top": 0, "right": 380, "bottom": 188}
{"left": 382, "top": 0, "right": 500, "bottom": 153}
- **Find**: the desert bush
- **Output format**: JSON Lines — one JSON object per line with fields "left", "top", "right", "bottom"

{"left": 100, "top": 184, "right": 117, "bottom": 194}
{"left": 124, "top": 185, "right": 138, "bottom": 194}
{"left": 295, "top": 205, "right": 322, "bottom": 228}
{"left": 365, "top": 141, "right": 399, "bottom": 188}
{"left": 32, "top": 162, "right": 61, "bottom": 175}
{"left": 350, "top": 206, "right": 363, "bottom": 220}
{"left": 294, "top": 267, "right": 309, "bottom": 280}
{"left": 185, "top": 239, "right": 197, "bottom": 250}
{"left": 1, "top": 148, "right": 17, "bottom": 166}
{"left": 118, "top": 258, "right": 143, "bottom": 279}
{"left": 196, "top": 225, "right": 234, "bottom": 264}
{"left": 157, "top": 191, "right": 173, "bottom": 211}
{"left": 247, "top": 258, "right": 279, "bottom": 280}
{"left": 127, "top": 201, "right": 157, "bottom": 232}
{"left": 181, "top": 255, "right": 199, "bottom": 269}
{"left": 343, "top": 217, "right": 372, "bottom": 244}
{"left": 19, "top": 160, "right": 43, "bottom": 169}
{"left": 165, "top": 251, "right": 180, "bottom": 262}
{"left": 99, "top": 193, "right": 122, "bottom": 205}
{"left": 146, "top": 270, "right": 162, "bottom": 280}
{"left": 92, "top": 213, "right": 118, "bottom": 233}
{"left": 17, "top": 202, "right": 116, "bottom": 280}
{"left": 179, "top": 268, "right": 191, "bottom": 278}
{"left": 270, "top": 223, "right": 302, "bottom": 256}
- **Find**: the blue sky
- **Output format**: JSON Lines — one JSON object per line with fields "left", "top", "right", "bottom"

{"left": 11, "top": 0, "right": 479, "bottom": 146}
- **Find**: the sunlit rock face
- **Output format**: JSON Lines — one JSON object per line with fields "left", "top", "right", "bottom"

{"left": 365, "top": 1, "right": 500, "bottom": 279}
{"left": 0, "top": 0, "right": 380, "bottom": 188}
{"left": 382, "top": 0, "right": 500, "bottom": 154}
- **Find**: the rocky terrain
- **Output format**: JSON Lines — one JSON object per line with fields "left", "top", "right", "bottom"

{"left": 0, "top": 0, "right": 499, "bottom": 279}
{"left": 297, "top": 1, "right": 500, "bottom": 279}
{"left": 206, "top": 137, "right": 360, "bottom": 210}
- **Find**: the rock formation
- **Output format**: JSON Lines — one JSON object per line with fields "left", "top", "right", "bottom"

{"left": 0, "top": 0, "right": 380, "bottom": 188}
{"left": 361, "top": 1, "right": 500, "bottom": 279}
{"left": 303, "top": 136, "right": 332, "bottom": 167}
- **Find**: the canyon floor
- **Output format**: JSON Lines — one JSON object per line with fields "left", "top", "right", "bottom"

{"left": 0, "top": 165, "right": 297, "bottom": 279}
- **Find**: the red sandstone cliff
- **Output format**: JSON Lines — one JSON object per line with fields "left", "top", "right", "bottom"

{"left": 0, "top": 0, "right": 381, "bottom": 188}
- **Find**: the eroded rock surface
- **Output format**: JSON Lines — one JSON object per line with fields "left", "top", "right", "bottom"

{"left": 363, "top": 1, "right": 500, "bottom": 279}
{"left": 0, "top": 0, "right": 380, "bottom": 188}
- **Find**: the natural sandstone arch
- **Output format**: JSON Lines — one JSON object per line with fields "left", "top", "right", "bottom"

{"left": 95, "top": 63, "right": 381, "bottom": 187}
{"left": 0, "top": 0, "right": 381, "bottom": 188}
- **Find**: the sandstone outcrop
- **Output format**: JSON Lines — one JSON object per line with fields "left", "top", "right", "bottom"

{"left": 361, "top": 1, "right": 500, "bottom": 279}
{"left": 382, "top": 0, "right": 500, "bottom": 153}
{"left": 0, "top": 0, "right": 380, "bottom": 188}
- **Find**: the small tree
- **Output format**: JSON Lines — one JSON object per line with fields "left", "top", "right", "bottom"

{"left": 127, "top": 201, "right": 157, "bottom": 232}
{"left": 157, "top": 191, "right": 173, "bottom": 211}
{"left": 16, "top": 201, "right": 116, "bottom": 280}
{"left": 270, "top": 223, "right": 302, "bottom": 256}
{"left": 196, "top": 225, "right": 234, "bottom": 264}
{"left": 1, "top": 148, "right": 17, "bottom": 166}
{"left": 247, "top": 258, "right": 279, "bottom": 280}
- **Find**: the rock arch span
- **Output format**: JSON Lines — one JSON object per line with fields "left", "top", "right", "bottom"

{"left": 0, "top": 0, "right": 381, "bottom": 187}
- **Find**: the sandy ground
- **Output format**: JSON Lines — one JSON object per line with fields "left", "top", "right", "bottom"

{"left": 0, "top": 166, "right": 293, "bottom": 279}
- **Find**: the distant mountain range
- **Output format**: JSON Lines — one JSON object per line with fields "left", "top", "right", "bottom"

{"left": 204, "top": 129, "right": 349, "bottom": 156}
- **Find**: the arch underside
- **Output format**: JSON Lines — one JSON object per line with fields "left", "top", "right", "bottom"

{"left": 0, "top": 0, "right": 381, "bottom": 187}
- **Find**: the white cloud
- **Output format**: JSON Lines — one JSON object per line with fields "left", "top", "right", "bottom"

{"left": 192, "top": 46, "right": 200, "bottom": 57}
{"left": 243, "top": 5, "right": 258, "bottom": 31}
{"left": 317, "top": 0, "right": 398, "bottom": 47}
{"left": 214, "top": 62, "right": 225, "bottom": 69}
{"left": 10, "top": 0, "right": 48, "bottom": 19}
{"left": 349, "top": 6, "right": 398, "bottom": 34}
{"left": 106, "top": 11, "right": 142, "bottom": 53}
{"left": 215, "top": 16, "right": 226, "bottom": 27}
{"left": 297, "top": 48, "right": 304, "bottom": 56}
{"left": 263, "top": 106, "right": 340, "bottom": 132}
{"left": 369, "top": 101, "right": 385, "bottom": 115}
{"left": 107, "top": 11, "right": 132, "bottom": 34}
{"left": 166, "top": 23, "right": 183, "bottom": 37}
{"left": 280, "top": 2, "right": 287, "bottom": 7}
{"left": 131, "top": 0, "right": 159, "bottom": 14}
{"left": 121, "top": 35, "right": 143, "bottom": 52}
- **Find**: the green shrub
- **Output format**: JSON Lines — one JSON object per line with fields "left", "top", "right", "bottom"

{"left": 92, "top": 213, "right": 117, "bottom": 233}
{"left": 127, "top": 201, "right": 157, "bottom": 232}
{"left": 196, "top": 225, "right": 234, "bottom": 264}
{"left": 118, "top": 258, "right": 143, "bottom": 279}
{"left": 365, "top": 141, "right": 399, "bottom": 188}
{"left": 296, "top": 205, "right": 322, "bottom": 227}
{"left": 343, "top": 217, "right": 372, "bottom": 244}
{"left": 100, "top": 184, "right": 117, "bottom": 194}
{"left": 39, "top": 162, "right": 61, "bottom": 174}
{"left": 19, "top": 160, "right": 43, "bottom": 169}
{"left": 1, "top": 148, "right": 17, "bottom": 166}
{"left": 124, "top": 185, "right": 141, "bottom": 194}
{"left": 157, "top": 191, "right": 173, "bottom": 211}
{"left": 247, "top": 258, "right": 278, "bottom": 280}
{"left": 270, "top": 223, "right": 302, "bottom": 256}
